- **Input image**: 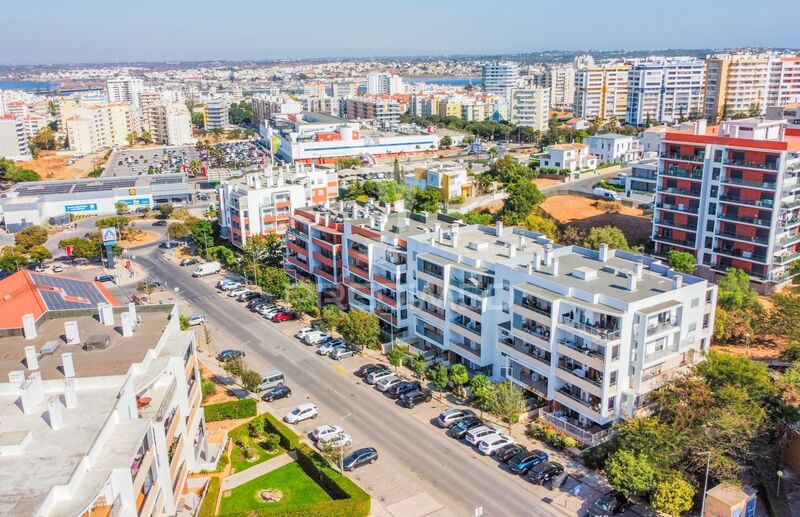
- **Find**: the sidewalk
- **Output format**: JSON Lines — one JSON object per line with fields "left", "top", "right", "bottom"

{"left": 221, "top": 451, "right": 296, "bottom": 490}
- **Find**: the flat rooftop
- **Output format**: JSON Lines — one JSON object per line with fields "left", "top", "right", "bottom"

{"left": 0, "top": 308, "right": 172, "bottom": 381}
{"left": 2, "top": 173, "right": 188, "bottom": 199}
{"left": 296, "top": 111, "right": 347, "bottom": 125}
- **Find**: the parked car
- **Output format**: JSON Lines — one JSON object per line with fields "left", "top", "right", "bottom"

{"left": 303, "top": 331, "right": 330, "bottom": 345}
{"left": 365, "top": 368, "right": 393, "bottom": 385}
{"left": 317, "top": 340, "right": 346, "bottom": 356}
{"left": 295, "top": 327, "right": 316, "bottom": 339}
{"left": 153, "top": 220, "right": 168, "bottom": 226}
{"left": 387, "top": 380, "right": 421, "bottom": 399}
{"left": 356, "top": 364, "right": 381, "bottom": 378}
{"left": 586, "top": 491, "right": 631, "bottom": 516}
{"left": 283, "top": 403, "right": 318, "bottom": 424}
{"left": 180, "top": 258, "right": 199, "bottom": 266}
{"left": 549, "top": 469, "right": 570, "bottom": 490}
{"left": 216, "top": 349, "right": 245, "bottom": 362}
{"left": 247, "top": 298, "right": 266, "bottom": 310}
{"left": 528, "top": 462, "right": 565, "bottom": 485}
{"left": 436, "top": 408, "right": 476, "bottom": 429}
{"left": 258, "top": 304, "right": 280, "bottom": 315}
{"left": 398, "top": 389, "right": 432, "bottom": 408}
{"left": 343, "top": 447, "right": 378, "bottom": 471}
{"left": 94, "top": 274, "right": 114, "bottom": 282}
{"left": 261, "top": 385, "right": 292, "bottom": 402}
{"left": 187, "top": 314, "right": 205, "bottom": 326}
{"left": 228, "top": 288, "right": 250, "bottom": 298}
{"left": 52, "top": 265, "right": 64, "bottom": 273}
{"left": 496, "top": 443, "right": 525, "bottom": 463}
{"left": 465, "top": 425, "right": 502, "bottom": 446}
{"left": 330, "top": 347, "right": 356, "bottom": 360}
{"left": 72, "top": 257, "right": 90, "bottom": 266}
{"left": 447, "top": 416, "right": 484, "bottom": 439}
{"left": 478, "top": 434, "right": 514, "bottom": 455}
{"left": 508, "top": 449, "right": 549, "bottom": 475}
{"left": 239, "top": 292, "right": 261, "bottom": 302}
{"left": 315, "top": 432, "right": 352, "bottom": 450}
{"left": 256, "top": 370, "right": 285, "bottom": 392}
{"left": 272, "top": 310, "right": 298, "bottom": 322}
{"left": 219, "top": 281, "right": 241, "bottom": 291}
{"left": 375, "top": 375, "right": 401, "bottom": 392}
{"left": 311, "top": 424, "right": 343, "bottom": 442}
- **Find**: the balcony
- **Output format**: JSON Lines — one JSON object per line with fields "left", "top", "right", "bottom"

{"left": 646, "top": 320, "right": 679, "bottom": 336}
{"left": 374, "top": 255, "right": 407, "bottom": 274}
{"left": 783, "top": 198, "right": 800, "bottom": 209}
{"left": 662, "top": 166, "right": 703, "bottom": 180}
{"left": 722, "top": 158, "right": 778, "bottom": 171}
{"left": 450, "top": 277, "right": 494, "bottom": 298}
{"left": 720, "top": 176, "right": 776, "bottom": 190}
{"left": 344, "top": 277, "right": 370, "bottom": 295}
{"left": 653, "top": 218, "right": 697, "bottom": 231}
{"left": 348, "top": 248, "right": 368, "bottom": 263}
{"left": 139, "top": 380, "right": 177, "bottom": 422}
{"left": 349, "top": 263, "right": 369, "bottom": 280}
{"left": 660, "top": 187, "right": 702, "bottom": 198}
{"left": 313, "top": 267, "right": 336, "bottom": 283}
{"left": 311, "top": 236, "right": 339, "bottom": 251}
{"left": 719, "top": 195, "right": 774, "bottom": 209}
{"left": 416, "top": 326, "right": 444, "bottom": 345}
{"left": 713, "top": 247, "right": 768, "bottom": 263}
{"left": 541, "top": 410, "right": 612, "bottom": 447}
{"left": 717, "top": 212, "right": 772, "bottom": 227}
{"left": 519, "top": 297, "right": 552, "bottom": 318}
{"left": 375, "top": 291, "right": 398, "bottom": 307}
{"left": 376, "top": 309, "right": 397, "bottom": 326}
{"left": 312, "top": 252, "right": 336, "bottom": 268}
{"left": 559, "top": 316, "right": 620, "bottom": 342}
{"left": 557, "top": 363, "right": 604, "bottom": 392}
{"left": 656, "top": 202, "right": 699, "bottom": 214}
{"left": 450, "top": 299, "right": 482, "bottom": 316}
{"left": 652, "top": 234, "right": 696, "bottom": 248}
{"left": 555, "top": 386, "right": 602, "bottom": 415}
{"left": 779, "top": 233, "right": 800, "bottom": 247}
{"left": 413, "top": 300, "right": 446, "bottom": 321}
{"left": 452, "top": 316, "right": 482, "bottom": 341}
{"left": 661, "top": 151, "right": 705, "bottom": 163}
{"left": 449, "top": 340, "right": 482, "bottom": 361}
{"left": 774, "top": 250, "right": 800, "bottom": 265}
{"left": 779, "top": 217, "right": 800, "bottom": 229}
{"left": 498, "top": 336, "right": 551, "bottom": 369}
{"left": 287, "top": 241, "right": 308, "bottom": 256}
{"left": 557, "top": 338, "right": 606, "bottom": 365}
{"left": 373, "top": 274, "right": 397, "bottom": 289}
{"left": 287, "top": 255, "right": 310, "bottom": 272}
{"left": 714, "top": 230, "right": 769, "bottom": 245}
{"left": 643, "top": 346, "right": 679, "bottom": 365}
{"left": 507, "top": 366, "right": 548, "bottom": 398}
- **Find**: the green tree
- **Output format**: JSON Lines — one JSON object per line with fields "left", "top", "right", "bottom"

{"left": 605, "top": 450, "right": 656, "bottom": 498}
{"left": 411, "top": 355, "right": 427, "bottom": 380}
{"left": 666, "top": 250, "right": 696, "bottom": 274}
{"left": 260, "top": 267, "right": 289, "bottom": 299}
{"left": 650, "top": 471, "right": 695, "bottom": 517}
{"left": 58, "top": 237, "right": 101, "bottom": 259}
{"left": 439, "top": 135, "right": 453, "bottom": 148}
{"left": 223, "top": 356, "right": 246, "bottom": 378}
{"left": 30, "top": 127, "right": 58, "bottom": 151}
{"left": 611, "top": 418, "right": 681, "bottom": 472}
{"left": 167, "top": 222, "right": 191, "bottom": 240}
{"left": 14, "top": 225, "right": 48, "bottom": 251}
{"left": 524, "top": 213, "right": 557, "bottom": 239}
{"left": 0, "top": 248, "right": 28, "bottom": 272}
{"left": 461, "top": 211, "right": 493, "bottom": 225}
{"left": 767, "top": 289, "right": 800, "bottom": 342}
{"left": 115, "top": 201, "right": 129, "bottom": 215}
{"left": 239, "top": 369, "right": 262, "bottom": 393}
{"left": 338, "top": 310, "right": 381, "bottom": 351}
{"left": 430, "top": 363, "right": 450, "bottom": 400}
{"left": 500, "top": 181, "right": 545, "bottom": 225}
{"left": 140, "top": 131, "right": 153, "bottom": 144}
{"left": 208, "top": 245, "right": 236, "bottom": 266}
{"left": 126, "top": 132, "right": 138, "bottom": 145}
{"left": 695, "top": 350, "right": 777, "bottom": 400}
{"left": 188, "top": 159, "right": 202, "bottom": 176}
{"left": 179, "top": 314, "right": 190, "bottom": 330}
{"left": 473, "top": 172, "right": 494, "bottom": 195}
{"left": 191, "top": 219, "right": 215, "bottom": 257}
{"left": 487, "top": 380, "right": 526, "bottom": 433}
{"left": 318, "top": 304, "right": 341, "bottom": 332}
{"left": 28, "top": 245, "right": 52, "bottom": 264}
{"left": 449, "top": 364, "right": 469, "bottom": 398}
{"left": 285, "top": 280, "right": 318, "bottom": 315}
{"left": 582, "top": 226, "right": 630, "bottom": 251}
{"left": 156, "top": 203, "right": 174, "bottom": 219}
{"left": 470, "top": 374, "right": 496, "bottom": 414}
{"left": 387, "top": 344, "right": 408, "bottom": 371}
{"left": 0, "top": 158, "right": 40, "bottom": 182}
{"left": 409, "top": 187, "right": 441, "bottom": 213}
{"left": 716, "top": 268, "right": 760, "bottom": 311}
{"left": 245, "top": 233, "right": 284, "bottom": 269}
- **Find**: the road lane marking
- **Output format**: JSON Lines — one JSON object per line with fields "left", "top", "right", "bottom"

{"left": 333, "top": 365, "right": 348, "bottom": 376}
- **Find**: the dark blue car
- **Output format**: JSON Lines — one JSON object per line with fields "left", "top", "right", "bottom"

{"left": 507, "top": 449, "right": 548, "bottom": 475}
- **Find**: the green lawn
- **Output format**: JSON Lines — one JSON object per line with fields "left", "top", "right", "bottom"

{"left": 230, "top": 440, "right": 284, "bottom": 473}
{"left": 220, "top": 462, "right": 332, "bottom": 514}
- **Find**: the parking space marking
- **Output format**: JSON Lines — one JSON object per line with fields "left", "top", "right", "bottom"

{"left": 333, "top": 365, "right": 348, "bottom": 376}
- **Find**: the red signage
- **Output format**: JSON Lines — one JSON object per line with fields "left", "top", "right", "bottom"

{"left": 65, "top": 245, "right": 73, "bottom": 257}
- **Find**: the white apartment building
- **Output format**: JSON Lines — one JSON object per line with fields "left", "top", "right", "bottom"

{"left": 0, "top": 113, "right": 32, "bottom": 160}
{"left": 0, "top": 295, "right": 217, "bottom": 517}
{"left": 482, "top": 62, "right": 520, "bottom": 98}
{"left": 366, "top": 72, "right": 404, "bottom": 95}
{"left": 510, "top": 87, "right": 550, "bottom": 131}
{"left": 107, "top": 77, "right": 145, "bottom": 108}
{"left": 574, "top": 64, "right": 630, "bottom": 120}
{"left": 406, "top": 223, "right": 716, "bottom": 445}
{"left": 586, "top": 133, "right": 643, "bottom": 164}
{"left": 64, "top": 103, "right": 138, "bottom": 154}
{"left": 203, "top": 99, "right": 227, "bottom": 130}
{"left": 533, "top": 65, "right": 576, "bottom": 109}
{"left": 332, "top": 82, "right": 359, "bottom": 99}
{"left": 539, "top": 143, "right": 598, "bottom": 172}
{"left": 626, "top": 59, "right": 706, "bottom": 125}
{"left": 140, "top": 94, "right": 194, "bottom": 146}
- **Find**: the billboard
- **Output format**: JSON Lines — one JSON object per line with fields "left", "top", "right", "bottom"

{"left": 64, "top": 203, "right": 98, "bottom": 213}
{"left": 101, "top": 227, "right": 118, "bottom": 246}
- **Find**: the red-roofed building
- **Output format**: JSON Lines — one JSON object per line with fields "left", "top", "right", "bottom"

{"left": 0, "top": 271, "right": 117, "bottom": 329}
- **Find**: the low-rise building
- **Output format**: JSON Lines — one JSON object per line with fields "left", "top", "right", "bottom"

{"left": 539, "top": 143, "right": 597, "bottom": 172}
{"left": 340, "top": 97, "right": 402, "bottom": 128}
{"left": 625, "top": 158, "right": 659, "bottom": 201}
{"left": 586, "top": 133, "right": 643, "bottom": 164}
{"left": 405, "top": 163, "right": 473, "bottom": 202}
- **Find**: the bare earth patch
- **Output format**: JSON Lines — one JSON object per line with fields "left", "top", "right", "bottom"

{"left": 19, "top": 150, "right": 107, "bottom": 180}
{"left": 540, "top": 194, "right": 652, "bottom": 245}
{"left": 258, "top": 489, "right": 283, "bottom": 503}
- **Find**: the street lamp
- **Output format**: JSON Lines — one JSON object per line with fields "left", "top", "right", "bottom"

{"left": 697, "top": 451, "right": 711, "bottom": 517}
{"left": 339, "top": 411, "right": 352, "bottom": 473}
{"left": 777, "top": 470, "right": 784, "bottom": 496}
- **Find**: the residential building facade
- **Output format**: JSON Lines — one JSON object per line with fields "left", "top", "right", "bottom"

{"left": 510, "top": 87, "right": 550, "bottom": 131}
{"left": 339, "top": 97, "right": 402, "bottom": 128}
{"left": 586, "top": 133, "right": 643, "bottom": 164}
{"left": 203, "top": 99, "right": 227, "bottom": 130}
{"left": 107, "top": 77, "right": 144, "bottom": 108}
{"left": 626, "top": 59, "right": 706, "bottom": 125}
{"left": 64, "top": 103, "right": 139, "bottom": 154}
{"left": 539, "top": 143, "right": 598, "bottom": 172}
{"left": 482, "top": 62, "right": 520, "bottom": 98}
{"left": 0, "top": 113, "right": 32, "bottom": 160}
{"left": 574, "top": 64, "right": 630, "bottom": 120}
{"left": 533, "top": 65, "right": 576, "bottom": 109}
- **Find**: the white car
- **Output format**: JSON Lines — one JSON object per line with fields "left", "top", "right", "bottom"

{"left": 311, "top": 424, "right": 343, "bottom": 442}
{"left": 295, "top": 327, "right": 316, "bottom": 339}
{"left": 258, "top": 304, "right": 279, "bottom": 315}
{"left": 375, "top": 375, "right": 401, "bottom": 392}
{"left": 52, "top": 265, "right": 64, "bottom": 273}
{"left": 220, "top": 281, "right": 241, "bottom": 291}
{"left": 187, "top": 314, "right": 205, "bottom": 326}
{"left": 465, "top": 425, "right": 503, "bottom": 446}
{"left": 477, "top": 434, "right": 515, "bottom": 455}
{"left": 228, "top": 288, "right": 250, "bottom": 298}
{"left": 365, "top": 369, "right": 394, "bottom": 385}
{"left": 283, "top": 403, "right": 318, "bottom": 424}
{"left": 330, "top": 347, "right": 357, "bottom": 360}
{"left": 263, "top": 307, "right": 286, "bottom": 318}
{"left": 315, "top": 432, "right": 352, "bottom": 450}
{"left": 303, "top": 331, "right": 330, "bottom": 345}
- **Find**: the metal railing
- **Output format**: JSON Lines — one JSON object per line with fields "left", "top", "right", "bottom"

{"left": 720, "top": 176, "right": 776, "bottom": 189}
{"left": 646, "top": 321, "right": 678, "bottom": 336}
{"left": 714, "top": 230, "right": 769, "bottom": 245}
{"left": 499, "top": 337, "right": 551, "bottom": 366}
{"left": 558, "top": 338, "right": 605, "bottom": 362}
{"left": 713, "top": 247, "right": 768, "bottom": 262}
{"left": 519, "top": 298, "right": 552, "bottom": 317}
{"left": 450, "top": 277, "right": 494, "bottom": 297}
{"left": 661, "top": 187, "right": 702, "bottom": 197}
{"left": 655, "top": 202, "right": 699, "bottom": 214}
{"left": 718, "top": 195, "right": 774, "bottom": 208}
{"left": 661, "top": 152, "right": 705, "bottom": 162}
{"left": 449, "top": 340, "right": 481, "bottom": 357}
{"left": 559, "top": 316, "right": 620, "bottom": 341}
{"left": 557, "top": 364, "right": 603, "bottom": 388}
{"left": 662, "top": 166, "right": 703, "bottom": 180}
{"left": 717, "top": 213, "right": 771, "bottom": 227}
{"left": 654, "top": 218, "right": 697, "bottom": 231}
{"left": 140, "top": 379, "right": 177, "bottom": 422}
{"left": 723, "top": 158, "right": 778, "bottom": 171}
{"left": 541, "top": 410, "right": 612, "bottom": 447}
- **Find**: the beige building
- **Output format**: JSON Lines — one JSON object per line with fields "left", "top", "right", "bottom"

{"left": 574, "top": 64, "right": 631, "bottom": 120}
{"left": 140, "top": 93, "right": 194, "bottom": 146}
{"left": 511, "top": 87, "right": 550, "bottom": 131}
{"left": 65, "top": 103, "right": 139, "bottom": 154}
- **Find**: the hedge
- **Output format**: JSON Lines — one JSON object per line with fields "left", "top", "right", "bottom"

{"left": 198, "top": 476, "right": 219, "bottom": 517}
{"left": 203, "top": 398, "right": 257, "bottom": 422}
{"left": 261, "top": 411, "right": 300, "bottom": 451}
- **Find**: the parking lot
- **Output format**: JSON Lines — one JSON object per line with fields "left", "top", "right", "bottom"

{"left": 207, "top": 140, "right": 269, "bottom": 169}
{"left": 104, "top": 145, "right": 200, "bottom": 177}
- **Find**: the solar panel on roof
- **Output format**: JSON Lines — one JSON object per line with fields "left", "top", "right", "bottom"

{"left": 29, "top": 273, "right": 110, "bottom": 310}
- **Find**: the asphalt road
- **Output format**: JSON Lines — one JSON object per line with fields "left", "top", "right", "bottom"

{"left": 136, "top": 245, "right": 577, "bottom": 517}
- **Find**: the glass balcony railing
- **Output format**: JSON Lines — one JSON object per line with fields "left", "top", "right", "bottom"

{"left": 559, "top": 316, "right": 620, "bottom": 341}
{"left": 723, "top": 158, "right": 779, "bottom": 171}
{"left": 720, "top": 176, "right": 776, "bottom": 189}
{"left": 450, "top": 277, "right": 495, "bottom": 297}
{"left": 719, "top": 195, "right": 774, "bottom": 208}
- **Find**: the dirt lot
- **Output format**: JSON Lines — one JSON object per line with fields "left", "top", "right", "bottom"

{"left": 19, "top": 150, "right": 107, "bottom": 180}
{"left": 540, "top": 194, "right": 652, "bottom": 245}
{"left": 534, "top": 177, "right": 563, "bottom": 189}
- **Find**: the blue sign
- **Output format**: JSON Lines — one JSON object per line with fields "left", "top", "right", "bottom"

{"left": 745, "top": 497, "right": 757, "bottom": 517}
{"left": 64, "top": 203, "right": 98, "bottom": 213}
{"left": 119, "top": 198, "right": 151, "bottom": 206}
{"left": 101, "top": 228, "right": 118, "bottom": 246}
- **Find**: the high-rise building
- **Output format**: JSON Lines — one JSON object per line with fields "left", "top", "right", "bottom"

{"left": 510, "top": 87, "right": 550, "bottom": 131}
{"left": 0, "top": 114, "right": 32, "bottom": 160}
{"left": 106, "top": 77, "right": 144, "bottom": 108}
{"left": 366, "top": 72, "right": 404, "bottom": 95}
{"left": 64, "top": 103, "right": 138, "bottom": 154}
{"left": 626, "top": 59, "right": 706, "bottom": 125}
{"left": 574, "top": 64, "right": 630, "bottom": 120}
{"left": 332, "top": 82, "right": 359, "bottom": 99}
{"left": 652, "top": 118, "right": 800, "bottom": 293}
{"left": 203, "top": 99, "right": 227, "bottom": 130}
{"left": 482, "top": 63, "right": 520, "bottom": 98}
{"left": 533, "top": 65, "right": 576, "bottom": 109}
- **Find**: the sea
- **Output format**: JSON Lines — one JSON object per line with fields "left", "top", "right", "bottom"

{"left": 406, "top": 76, "right": 480, "bottom": 87}
{"left": 0, "top": 80, "right": 61, "bottom": 93}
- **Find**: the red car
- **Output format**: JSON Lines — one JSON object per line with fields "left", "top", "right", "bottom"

{"left": 271, "top": 310, "right": 297, "bottom": 322}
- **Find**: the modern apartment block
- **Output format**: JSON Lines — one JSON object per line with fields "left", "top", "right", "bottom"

{"left": 140, "top": 93, "right": 194, "bottom": 146}
{"left": 339, "top": 97, "right": 402, "bottom": 128}
{"left": 510, "top": 87, "right": 550, "bottom": 131}
{"left": 574, "top": 64, "right": 630, "bottom": 120}
{"left": 366, "top": 72, "right": 404, "bottom": 96}
{"left": 0, "top": 276, "right": 216, "bottom": 516}
{"left": 482, "top": 62, "right": 520, "bottom": 98}
{"left": 625, "top": 158, "right": 659, "bottom": 201}
{"left": 405, "top": 223, "right": 716, "bottom": 445}
{"left": 533, "top": 65, "right": 576, "bottom": 109}
{"left": 217, "top": 166, "right": 338, "bottom": 248}
{"left": 0, "top": 113, "right": 32, "bottom": 160}
{"left": 107, "top": 77, "right": 144, "bottom": 108}
{"left": 626, "top": 59, "right": 706, "bottom": 125}
{"left": 203, "top": 99, "right": 227, "bottom": 130}
{"left": 652, "top": 118, "right": 800, "bottom": 292}
{"left": 64, "top": 103, "right": 139, "bottom": 154}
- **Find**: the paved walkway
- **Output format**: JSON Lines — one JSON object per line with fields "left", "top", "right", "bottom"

{"left": 222, "top": 451, "right": 297, "bottom": 490}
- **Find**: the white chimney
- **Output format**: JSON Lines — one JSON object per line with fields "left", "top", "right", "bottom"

{"left": 24, "top": 346, "right": 38, "bottom": 371}
{"left": 254, "top": 176, "right": 262, "bottom": 189}
{"left": 64, "top": 321, "right": 80, "bottom": 345}
{"left": 22, "top": 314, "right": 36, "bottom": 340}
{"left": 128, "top": 303, "right": 138, "bottom": 325}
{"left": 8, "top": 370, "right": 25, "bottom": 384}
{"left": 121, "top": 312, "right": 134, "bottom": 337}
{"left": 98, "top": 303, "right": 114, "bottom": 326}
{"left": 508, "top": 244, "right": 516, "bottom": 258}
{"left": 627, "top": 274, "right": 638, "bottom": 292}
{"left": 63, "top": 378, "right": 78, "bottom": 409}
{"left": 551, "top": 257, "right": 559, "bottom": 276}
{"left": 527, "top": 262, "right": 534, "bottom": 274}
{"left": 599, "top": 243, "right": 609, "bottom": 262}
{"left": 19, "top": 371, "right": 43, "bottom": 415}
{"left": 339, "top": 200, "right": 344, "bottom": 211}
{"left": 672, "top": 274, "right": 683, "bottom": 289}
{"left": 47, "top": 396, "right": 63, "bottom": 430}
{"left": 544, "top": 245, "right": 553, "bottom": 266}
{"left": 518, "top": 235, "right": 526, "bottom": 249}
{"left": 62, "top": 353, "right": 75, "bottom": 378}
{"left": 634, "top": 263, "right": 643, "bottom": 279}
{"left": 437, "top": 225, "right": 443, "bottom": 243}
{"left": 496, "top": 221, "right": 504, "bottom": 237}
{"left": 531, "top": 251, "right": 540, "bottom": 271}
{"left": 452, "top": 230, "right": 459, "bottom": 248}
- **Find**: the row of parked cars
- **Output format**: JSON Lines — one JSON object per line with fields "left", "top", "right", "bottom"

{"left": 217, "top": 279, "right": 299, "bottom": 322}
{"left": 295, "top": 327, "right": 358, "bottom": 361}
{"left": 354, "top": 363, "right": 433, "bottom": 408}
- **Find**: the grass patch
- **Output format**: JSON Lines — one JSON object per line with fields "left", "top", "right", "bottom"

{"left": 230, "top": 440, "right": 284, "bottom": 473}
{"left": 198, "top": 477, "right": 220, "bottom": 517}
{"left": 204, "top": 398, "right": 257, "bottom": 422}
{"left": 219, "top": 462, "right": 331, "bottom": 515}
{"left": 228, "top": 416, "right": 285, "bottom": 473}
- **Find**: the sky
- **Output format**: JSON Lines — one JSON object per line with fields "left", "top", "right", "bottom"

{"left": 1, "top": 0, "right": 799, "bottom": 64}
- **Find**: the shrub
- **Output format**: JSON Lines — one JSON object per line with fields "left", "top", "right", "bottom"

{"left": 203, "top": 398, "right": 257, "bottom": 422}
{"left": 244, "top": 446, "right": 259, "bottom": 460}
{"left": 527, "top": 422, "right": 576, "bottom": 451}
{"left": 262, "top": 412, "right": 300, "bottom": 450}
{"left": 201, "top": 377, "right": 217, "bottom": 401}
{"left": 263, "top": 432, "right": 281, "bottom": 452}
{"left": 248, "top": 419, "right": 264, "bottom": 439}
{"left": 198, "top": 476, "right": 220, "bottom": 517}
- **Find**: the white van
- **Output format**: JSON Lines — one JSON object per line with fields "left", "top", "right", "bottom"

{"left": 192, "top": 261, "right": 221, "bottom": 277}
{"left": 593, "top": 187, "right": 620, "bottom": 201}
{"left": 256, "top": 370, "right": 285, "bottom": 392}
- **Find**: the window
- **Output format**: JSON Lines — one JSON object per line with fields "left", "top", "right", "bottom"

{"left": 502, "top": 302, "right": 509, "bottom": 314}
{"left": 691, "top": 298, "right": 699, "bottom": 308}
{"left": 609, "top": 370, "right": 617, "bottom": 386}
{"left": 708, "top": 202, "right": 716, "bottom": 215}
{"left": 503, "top": 279, "right": 510, "bottom": 291}
{"left": 689, "top": 322, "right": 697, "bottom": 332}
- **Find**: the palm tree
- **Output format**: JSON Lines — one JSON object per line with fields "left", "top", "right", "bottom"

{"left": 188, "top": 159, "right": 201, "bottom": 176}
{"left": 475, "top": 172, "right": 493, "bottom": 195}
{"left": 488, "top": 146, "right": 499, "bottom": 163}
